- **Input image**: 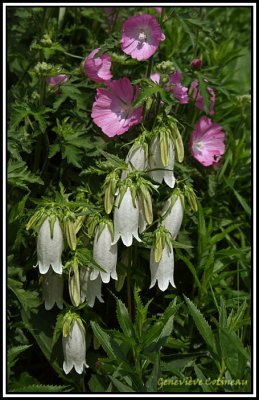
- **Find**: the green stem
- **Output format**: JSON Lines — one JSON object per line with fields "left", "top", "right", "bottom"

{"left": 127, "top": 247, "right": 133, "bottom": 320}
{"left": 143, "top": 57, "right": 154, "bottom": 120}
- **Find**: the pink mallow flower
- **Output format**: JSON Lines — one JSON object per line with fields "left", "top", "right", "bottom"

{"left": 121, "top": 14, "right": 165, "bottom": 61}
{"left": 190, "top": 116, "right": 225, "bottom": 167}
{"left": 151, "top": 71, "right": 189, "bottom": 104}
{"left": 46, "top": 74, "right": 68, "bottom": 86}
{"left": 166, "top": 71, "right": 189, "bottom": 104}
{"left": 91, "top": 77, "right": 143, "bottom": 137}
{"left": 84, "top": 48, "right": 112, "bottom": 83}
{"left": 191, "top": 79, "right": 216, "bottom": 115}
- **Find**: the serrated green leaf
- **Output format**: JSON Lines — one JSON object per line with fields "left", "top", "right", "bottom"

{"left": 132, "top": 85, "right": 163, "bottom": 108}
{"left": 8, "top": 159, "right": 44, "bottom": 190}
{"left": 8, "top": 345, "right": 33, "bottom": 370}
{"left": 184, "top": 295, "right": 217, "bottom": 354}
{"left": 11, "top": 384, "right": 72, "bottom": 393}
{"left": 8, "top": 278, "right": 41, "bottom": 314}
{"left": 113, "top": 294, "right": 134, "bottom": 339}
{"left": 90, "top": 321, "right": 116, "bottom": 360}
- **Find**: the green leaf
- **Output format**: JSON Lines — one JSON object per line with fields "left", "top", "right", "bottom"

{"left": 132, "top": 85, "right": 163, "bottom": 108}
{"left": 90, "top": 321, "right": 116, "bottom": 360}
{"left": 197, "top": 202, "right": 208, "bottom": 257}
{"left": 88, "top": 374, "right": 108, "bottom": 392}
{"left": 210, "top": 224, "right": 240, "bottom": 245}
{"left": 11, "top": 384, "right": 72, "bottom": 393}
{"left": 194, "top": 364, "right": 214, "bottom": 392}
{"left": 233, "top": 189, "right": 251, "bottom": 216}
{"left": 177, "top": 254, "right": 202, "bottom": 290}
{"left": 113, "top": 294, "right": 134, "bottom": 339}
{"left": 8, "top": 159, "right": 44, "bottom": 191}
{"left": 143, "top": 298, "right": 181, "bottom": 353}
{"left": 8, "top": 278, "right": 41, "bottom": 314}
{"left": 108, "top": 376, "right": 135, "bottom": 392}
{"left": 8, "top": 345, "right": 33, "bottom": 375}
{"left": 184, "top": 295, "right": 217, "bottom": 354}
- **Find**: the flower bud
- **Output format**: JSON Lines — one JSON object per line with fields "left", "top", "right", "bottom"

{"left": 68, "top": 262, "right": 81, "bottom": 307}
{"left": 34, "top": 217, "right": 63, "bottom": 274}
{"left": 191, "top": 58, "right": 203, "bottom": 70}
{"left": 42, "top": 268, "right": 63, "bottom": 310}
{"left": 62, "top": 316, "right": 89, "bottom": 374}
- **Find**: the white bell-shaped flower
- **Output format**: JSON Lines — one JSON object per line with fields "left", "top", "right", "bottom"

{"left": 121, "top": 144, "right": 148, "bottom": 180}
{"left": 161, "top": 196, "right": 184, "bottom": 239}
{"left": 149, "top": 136, "right": 176, "bottom": 188}
{"left": 42, "top": 268, "right": 63, "bottom": 310}
{"left": 113, "top": 187, "right": 141, "bottom": 247}
{"left": 34, "top": 217, "right": 63, "bottom": 274}
{"left": 63, "top": 319, "right": 89, "bottom": 374}
{"left": 80, "top": 268, "right": 104, "bottom": 308}
{"left": 91, "top": 224, "right": 117, "bottom": 283}
{"left": 150, "top": 245, "right": 176, "bottom": 291}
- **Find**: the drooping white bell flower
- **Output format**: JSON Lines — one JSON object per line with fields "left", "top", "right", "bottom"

{"left": 42, "top": 268, "right": 63, "bottom": 310}
{"left": 121, "top": 144, "right": 148, "bottom": 180}
{"left": 91, "top": 223, "right": 117, "bottom": 283}
{"left": 149, "top": 136, "right": 176, "bottom": 188}
{"left": 80, "top": 267, "right": 104, "bottom": 308}
{"left": 34, "top": 217, "right": 64, "bottom": 274}
{"left": 113, "top": 187, "right": 141, "bottom": 247}
{"left": 161, "top": 195, "right": 184, "bottom": 239}
{"left": 150, "top": 244, "right": 176, "bottom": 291}
{"left": 62, "top": 318, "right": 89, "bottom": 374}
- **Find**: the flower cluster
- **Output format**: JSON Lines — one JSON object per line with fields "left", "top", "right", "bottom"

{"left": 29, "top": 9, "right": 227, "bottom": 377}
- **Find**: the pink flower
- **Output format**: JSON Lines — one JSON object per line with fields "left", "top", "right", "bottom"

{"left": 166, "top": 71, "right": 189, "bottom": 104}
{"left": 46, "top": 74, "right": 68, "bottom": 86}
{"left": 84, "top": 48, "right": 112, "bottom": 83}
{"left": 191, "top": 79, "right": 216, "bottom": 115}
{"left": 190, "top": 116, "right": 225, "bottom": 166}
{"left": 91, "top": 77, "right": 143, "bottom": 137}
{"left": 154, "top": 7, "right": 162, "bottom": 14}
{"left": 121, "top": 14, "right": 165, "bottom": 61}
{"left": 150, "top": 72, "right": 161, "bottom": 84}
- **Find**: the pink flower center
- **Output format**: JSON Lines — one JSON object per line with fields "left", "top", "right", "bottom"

{"left": 120, "top": 103, "right": 133, "bottom": 120}
{"left": 193, "top": 140, "right": 203, "bottom": 154}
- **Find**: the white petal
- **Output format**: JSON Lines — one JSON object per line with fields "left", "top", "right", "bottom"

{"left": 63, "top": 361, "right": 73, "bottom": 375}
{"left": 38, "top": 261, "right": 50, "bottom": 274}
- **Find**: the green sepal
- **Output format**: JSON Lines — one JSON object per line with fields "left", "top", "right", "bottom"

{"left": 68, "top": 261, "right": 80, "bottom": 307}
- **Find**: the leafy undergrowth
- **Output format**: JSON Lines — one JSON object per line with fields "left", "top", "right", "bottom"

{"left": 6, "top": 6, "right": 251, "bottom": 394}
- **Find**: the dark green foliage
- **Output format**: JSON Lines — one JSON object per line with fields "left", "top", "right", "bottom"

{"left": 6, "top": 5, "right": 252, "bottom": 394}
